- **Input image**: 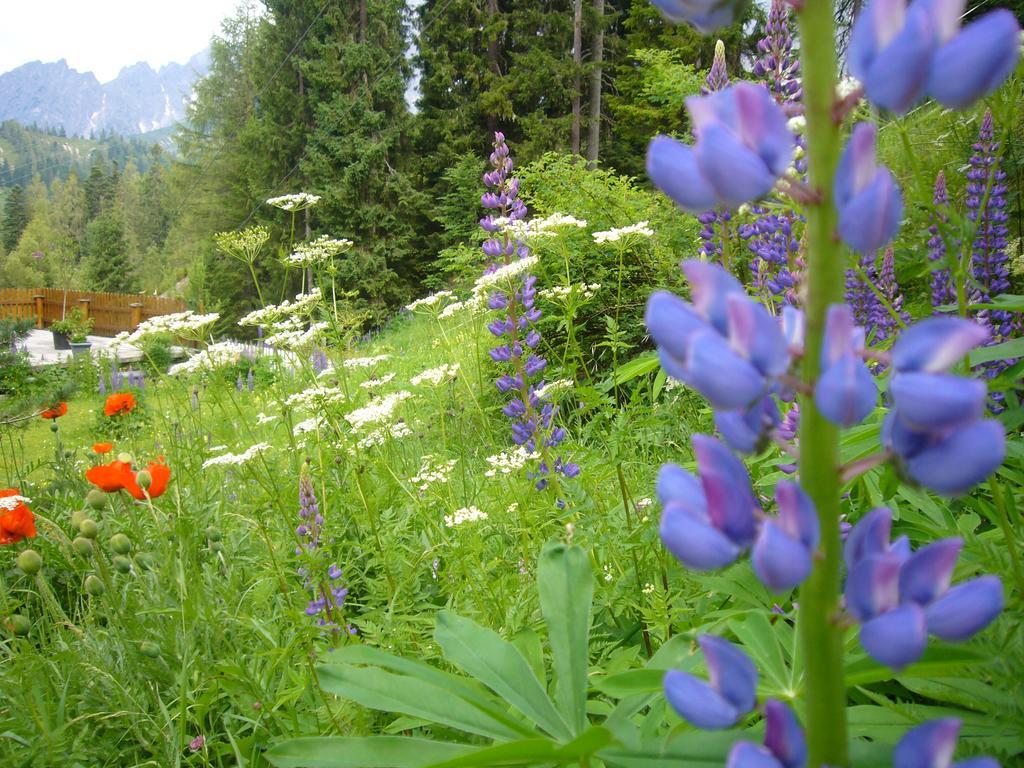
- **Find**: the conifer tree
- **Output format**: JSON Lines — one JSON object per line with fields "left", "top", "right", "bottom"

{"left": 1, "top": 186, "right": 30, "bottom": 252}
{"left": 84, "top": 210, "right": 135, "bottom": 293}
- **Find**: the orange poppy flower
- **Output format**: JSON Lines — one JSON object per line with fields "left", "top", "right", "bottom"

{"left": 40, "top": 402, "right": 68, "bottom": 419}
{"left": 93, "top": 442, "right": 114, "bottom": 454}
{"left": 85, "top": 461, "right": 135, "bottom": 493}
{"left": 104, "top": 393, "right": 136, "bottom": 417}
{"left": 0, "top": 489, "right": 36, "bottom": 545}
{"left": 126, "top": 458, "right": 171, "bottom": 500}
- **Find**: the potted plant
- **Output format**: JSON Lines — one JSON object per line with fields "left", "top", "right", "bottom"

{"left": 50, "top": 314, "right": 76, "bottom": 350}
{"left": 69, "top": 328, "right": 93, "bottom": 357}
{"left": 56, "top": 309, "right": 94, "bottom": 356}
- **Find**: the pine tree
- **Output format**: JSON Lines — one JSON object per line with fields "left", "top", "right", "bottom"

{"left": 1, "top": 186, "right": 30, "bottom": 252}
{"left": 84, "top": 211, "right": 135, "bottom": 293}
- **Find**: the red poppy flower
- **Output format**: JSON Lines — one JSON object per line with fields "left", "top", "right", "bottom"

{"left": 85, "top": 461, "right": 135, "bottom": 493}
{"left": 93, "top": 442, "right": 114, "bottom": 454}
{"left": 104, "top": 393, "right": 136, "bottom": 417}
{"left": 126, "top": 458, "right": 171, "bottom": 500}
{"left": 40, "top": 402, "right": 68, "bottom": 419}
{"left": 0, "top": 489, "right": 37, "bottom": 545}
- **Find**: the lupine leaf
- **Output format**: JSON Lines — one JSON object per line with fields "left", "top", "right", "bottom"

{"left": 265, "top": 736, "right": 474, "bottom": 768}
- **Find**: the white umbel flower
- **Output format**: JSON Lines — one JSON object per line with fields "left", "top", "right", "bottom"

{"left": 410, "top": 363, "right": 460, "bottom": 387}
{"left": 444, "top": 506, "right": 487, "bottom": 527}
{"left": 202, "top": 442, "right": 272, "bottom": 469}
{"left": 592, "top": 221, "right": 654, "bottom": 244}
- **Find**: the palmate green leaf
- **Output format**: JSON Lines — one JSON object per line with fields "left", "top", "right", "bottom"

{"left": 434, "top": 610, "right": 572, "bottom": 740}
{"left": 264, "top": 736, "right": 474, "bottom": 768}
{"left": 317, "top": 664, "right": 534, "bottom": 741}
{"left": 598, "top": 729, "right": 737, "bottom": 768}
{"left": 844, "top": 645, "right": 985, "bottom": 687}
{"left": 537, "top": 542, "right": 593, "bottom": 735}
{"left": 729, "top": 612, "right": 790, "bottom": 695}
{"left": 424, "top": 726, "right": 613, "bottom": 768}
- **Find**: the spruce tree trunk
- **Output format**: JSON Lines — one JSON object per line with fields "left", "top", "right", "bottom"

{"left": 586, "top": 0, "right": 604, "bottom": 168}
{"left": 571, "top": 0, "right": 583, "bottom": 156}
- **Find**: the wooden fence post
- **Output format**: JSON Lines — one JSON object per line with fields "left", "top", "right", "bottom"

{"left": 130, "top": 302, "right": 143, "bottom": 329}
{"left": 78, "top": 298, "right": 91, "bottom": 321}
{"left": 33, "top": 295, "right": 45, "bottom": 328}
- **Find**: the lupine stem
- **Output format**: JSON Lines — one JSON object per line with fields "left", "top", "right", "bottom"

{"left": 796, "top": 1, "right": 848, "bottom": 765}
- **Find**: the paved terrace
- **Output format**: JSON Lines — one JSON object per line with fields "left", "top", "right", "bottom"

{"left": 19, "top": 330, "right": 183, "bottom": 366}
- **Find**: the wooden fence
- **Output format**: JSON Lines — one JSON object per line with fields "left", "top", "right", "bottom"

{"left": 0, "top": 288, "right": 187, "bottom": 336}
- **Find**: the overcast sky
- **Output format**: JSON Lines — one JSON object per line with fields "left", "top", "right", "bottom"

{"left": 0, "top": 0, "right": 245, "bottom": 81}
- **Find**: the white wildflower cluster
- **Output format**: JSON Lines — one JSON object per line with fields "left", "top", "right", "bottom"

{"left": 410, "top": 363, "right": 460, "bottom": 387}
{"left": 342, "top": 354, "right": 391, "bottom": 369}
{"left": 345, "top": 391, "right": 413, "bottom": 430}
{"left": 837, "top": 76, "right": 861, "bottom": 99}
{"left": 255, "top": 412, "right": 277, "bottom": 425}
{"left": 359, "top": 372, "right": 396, "bottom": 390}
{"left": 535, "top": 379, "right": 574, "bottom": 399}
{"left": 356, "top": 422, "right": 412, "bottom": 449}
{"left": 214, "top": 226, "right": 269, "bottom": 263}
{"left": 285, "top": 384, "right": 346, "bottom": 410}
{"left": 168, "top": 341, "right": 247, "bottom": 377}
{"left": 293, "top": 415, "right": 331, "bottom": 437}
{"left": 539, "top": 283, "right": 601, "bottom": 302}
{"left": 444, "top": 506, "right": 487, "bottom": 527}
{"left": 410, "top": 455, "right": 457, "bottom": 492}
{"left": 787, "top": 115, "right": 807, "bottom": 133}
{"left": 125, "top": 310, "right": 220, "bottom": 343}
{"left": 483, "top": 445, "right": 540, "bottom": 477}
{"left": 505, "top": 213, "right": 588, "bottom": 240}
{"left": 264, "top": 320, "right": 329, "bottom": 350}
{"left": 286, "top": 235, "right": 354, "bottom": 266}
{"left": 239, "top": 289, "right": 322, "bottom": 328}
{"left": 0, "top": 495, "right": 30, "bottom": 511}
{"left": 406, "top": 290, "right": 456, "bottom": 312}
{"left": 202, "top": 442, "right": 272, "bottom": 469}
{"left": 267, "top": 192, "right": 321, "bottom": 211}
{"left": 472, "top": 255, "right": 540, "bottom": 295}
{"left": 438, "top": 299, "right": 475, "bottom": 319}
{"left": 636, "top": 497, "right": 653, "bottom": 511}
{"left": 592, "top": 221, "right": 654, "bottom": 244}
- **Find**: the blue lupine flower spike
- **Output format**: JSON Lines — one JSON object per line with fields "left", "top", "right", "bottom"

{"left": 664, "top": 635, "right": 758, "bottom": 730}
{"left": 834, "top": 122, "right": 903, "bottom": 254}
{"left": 814, "top": 304, "right": 877, "bottom": 427}
{"left": 752, "top": 480, "right": 820, "bottom": 592}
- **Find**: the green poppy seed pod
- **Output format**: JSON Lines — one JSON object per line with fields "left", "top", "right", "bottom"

{"left": 209, "top": 541, "right": 223, "bottom": 552}
{"left": 16, "top": 549, "right": 42, "bottom": 575}
{"left": 8, "top": 614, "right": 31, "bottom": 637}
{"left": 140, "top": 641, "right": 160, "bottom": 658}
{"left": 205, "top": 526, "right": 222, "bottom": 542}
{"left": 72, "top": 537, "right": 94, "bottom": 558}
{"left": 50, "top": 422, "right": 59, "bottom": 433}
{"left": 84, "top": 574, "right": 105, "bottom": 596}
{"left": 135, "top": 553, "right": 155, "bottom": 571}
{"left": 71, "top": 508, "right": 89, "bottom": 530}
{"left": 85, "top": 489, "right": 106, "bottom": 511}
{"left": 112, "top": 555, "right": 132, "bottom": 574}
{"left": 117, "top": 452, "right": 134, "bottom": 465}
{"left": 109, "top": 533, "right": 132, "bottom": 555}
{"left": 136, "top": 470, "right": 152, "bottom": 490}
{"left": 79, "top": 519, "right": 99, "bottom": 539}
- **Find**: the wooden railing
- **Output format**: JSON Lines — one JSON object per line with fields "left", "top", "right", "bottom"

{"left": 0, "top": 288, "right": 187, "bottom": 336}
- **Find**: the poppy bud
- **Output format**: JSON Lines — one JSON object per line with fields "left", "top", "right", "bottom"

{"left": 85, "top": 489, "right": 106, "bottom": 510}
{"left": 110, "top": 533, "right": 132, "bottom": 555}
{"left": 50, "top": 422, "right": 59, "bottom": 433}
{"left": 210, "top": 541, "right": 223, "bottom": 552}
{"left": 112, "top": 556, "right": 132, "bottom": 574}
{"left": 17, "top": 549, "right": 42, "bottom": 575}
{"left": 72, "top": 537, "right": 94, "bottom": 558}
{"left": 7, "top": 614, "right": 31, "bottom": 637}
{"left": 117, "top": 452, "right": 134, "bottom": 465}
{"left": 71, "top": 509, "right": 89, "bottom": 530}
{"left": 84, "top": 574, "right": 105, "bottom": 596}
{"left": 206, "top": 526, "right": 222, "bottom": 542}
{"left": 135, "top": 553, "right": 155, "bottom": 571}
{"left": 140, "top": 641, "right": 161, "bottom": 658}
{"left": 136, "top": 470, "right": 153, "bottom": 490}
{"left": 79, "top": 519, "right": 99, "bottom": 539}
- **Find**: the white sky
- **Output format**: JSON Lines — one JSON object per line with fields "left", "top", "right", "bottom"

{"left": 0, "top": 0, "right": 245, "bottom": 82}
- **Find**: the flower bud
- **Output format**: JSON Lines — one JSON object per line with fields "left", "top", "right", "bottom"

{"left": 86, "top": 489, "right": 106, "bottom": 510}
{"left": 110, "top": 533, "right": 132, "bottom": 555}
{"left": 50, "top": 422, "right": 59, "bottom": 433}
{"left": 117, "top": 452, "right": 134, "bottom": 465}
{"left": 7, "top": 614, "right": 31, "bottom": 637}
{"left": 79, "top": 519, "right": 99, "bottom": 539}
{"left": 72, "top": 537, "right": 94, "bottom": 558}
{"left": 210, "top": 541, "right": 223, "bottom": 552}
{"left": 205, "top": 526, "right": 222, "bottom": 542}
{"left": 17, "top": 549, "right": 42, "bottom": 575}
{"left": 84, "top": 574, "right": 105, "bottom": 596}
{"left": 140, "top": 641, "right": 161, "bottom": 658}
{"left": 136, "top": 470, "right": 152, "bottom": 490}
{"left": 112, "top": 555, "right": 132, "bottom": 574}
{"left": 135, "top": 553, "right": 155, "bottom": 571}
{"left": 71, "top": 509, "right": 89, "bottom": 530}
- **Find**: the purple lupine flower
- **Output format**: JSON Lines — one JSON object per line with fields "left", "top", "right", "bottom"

{"left": 649, "top": 0, "right": 743, "bottom": 33}
{"left": 658, "top": 435, "right": 760, "bottom": 570}
{"left": 310, "top": 348, "right": 330, "bottom": 374}
{"left": 752, "top": 0, "right": 801, "bottom": 104}
{"left": 845, "top": 250, "right": 880, "bottom": 332}
{"left": 702, "top": 39, "right": 729, "bottom": 95}
{"left": 696, "top": 40, "right": 732, "bottom": 264}
{"left": 834, "top": 123, "right": 903, "bottom": 254}
{"left": 751, "top": 480, "right": 820, "bottom": 592}
{"left": 928, "top": 171, "right": 956, "bottom": 313}
{"left": 814, "top": 304, "right": 877, "bottom": 428}
{"left": 741, "top": 211, "right": 799, "bottom": 308}
{"left": 844, "top": 508, "right": 1003, "bottom": 669}
{"left": 849, "top": 0, "right": 1020, "bottom": 113}
{"left": 884, "top": 317, "right": 1006, "bottom": 495}
{"left": 727, "top": 699, "right": 807, "bottom": 768}
{"left": 647, "top": 83, "right": 795, "bottom": 212}
{"left": 967, "top": 111, "right": 1015, "bottom": 341}
{"left": 894, "top": 719, "right": 1000, "bottom": 768}
{"left": 645, "top": 260, "right": 791, "bottom": 411}
{"left": 874, "top": 246, "right": 908, "bottom": 343}
{"left": 714, "top": 395, "right": 780, "bottom": 454}
{"left": 98, "top": 371, "right": 107, "bottom": 396}
{"left": 247, "top": 368, "right": 255, "bottom": 392}
{"left": 236, "top": 375, "right": 244, "bottom": 392}
{"left": 664, "top": 635, "right": 757, "bottom": 729}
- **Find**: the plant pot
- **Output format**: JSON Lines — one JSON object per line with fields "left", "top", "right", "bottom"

{"left": 70, "top": 341, "right": 93, "bottom": 358}
{"left": 52, "top": 330, "right": 71, "bottom": 350}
